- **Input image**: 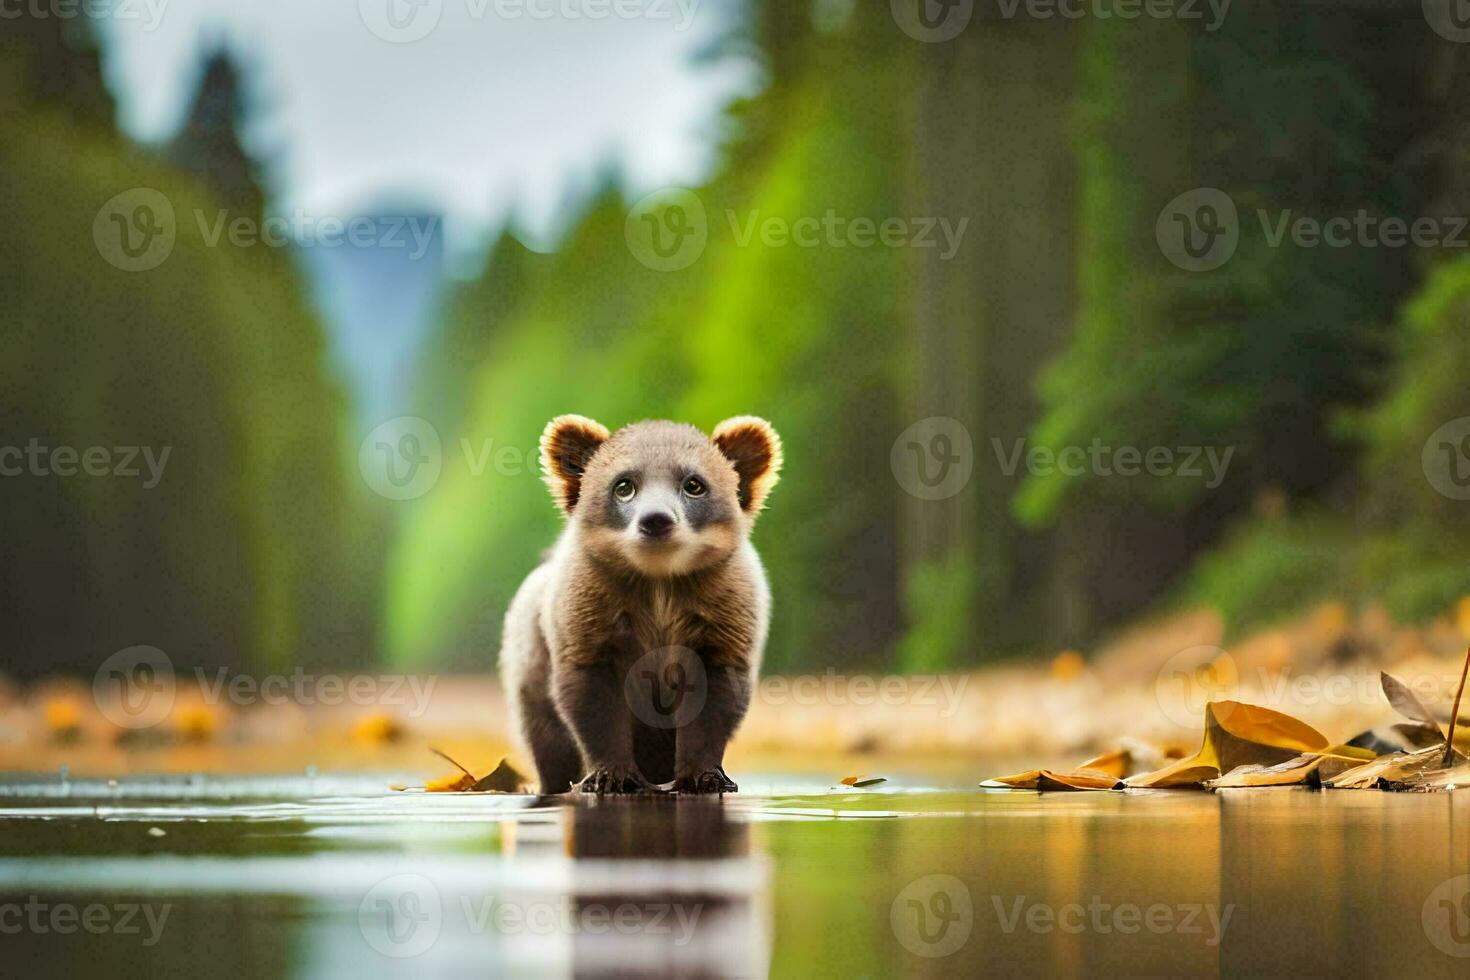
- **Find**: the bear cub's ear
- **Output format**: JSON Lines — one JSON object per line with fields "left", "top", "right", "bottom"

{"left": 540, "top": 415, "right": 610, "bottom": 514}
{"left": 712, "top": 416, "right": 782, "bottom": 515}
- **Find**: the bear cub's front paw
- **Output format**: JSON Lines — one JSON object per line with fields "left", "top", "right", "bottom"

{"left": 578, "top": 766, "right": 662, "bottom": 795}
{"left": 672, "top": 768, "right": 738, "bottom": 794}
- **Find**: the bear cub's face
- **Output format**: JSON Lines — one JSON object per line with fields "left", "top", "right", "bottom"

{"left": 540, "top": 415, "right": 781, "bottom": 577}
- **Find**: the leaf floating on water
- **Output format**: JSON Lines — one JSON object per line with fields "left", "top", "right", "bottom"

{"left": 424, "top": 772, "right": 476, "bottom": 793}
{"left": 472, "top": 758, "right": 528, "bottom": 793}
{"left": 1326, "top": 744, "right": 1467, "bottom": 790}
{"left": 1379, "top": 672, "right": 1444, "bottom": 738}
{"left": 1207, "top": 744, "right": 1376, "bottom": 789}
{"left": 1076, "top": 748, "right": 1130, "bottom": 778}
{"left": 1401, "top": 763, "right": 1470, "bottom": 792}
{"left": 1127, "top": 701, "right": 1330, "bottom": 789}
{"left": 420, "top": 748, "right": 528, "bottom": 793}
{"left": 841, "top": 776, "right": 887, "bottom": 788}
{"left": 983, "top": 749, "right": 1134, "bottom": 791}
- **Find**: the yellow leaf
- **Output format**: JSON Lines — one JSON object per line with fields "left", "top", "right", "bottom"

{"left": 174, "top": 703, "right": 217, "bottom": 742}
{"left": 1327, "top": 744, "right": 1467, "bottom": 790}
{"left": 1076, "top": 748, "right": 1130, "bottom": 778}
{"left": 1050, "top": 650, "right": 1086, "bottom": 681}
{"left": 1208, "top": 744, "right": 1376, "bottom": 788}
{"left": 424, "top": 773, "right": 476, "bottom": 792}
{"left": 982, "top": 767, "right": 1122, "bottom": 791}
{"left": 352, "top": 713, "right": 404, "bottom": 744}
{"left": 44, "top": 698, "right": 82, "bottom": 738}
{"left": 1126, "top": 701, "right": 1329, "bottom": 789}
{"left": 840, "top": 775, "right": 887, "bottom": 788}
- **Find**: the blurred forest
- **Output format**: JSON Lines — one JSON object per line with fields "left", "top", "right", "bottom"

{"left": 5, "top": 2, "right": 1470, "bottom": 679}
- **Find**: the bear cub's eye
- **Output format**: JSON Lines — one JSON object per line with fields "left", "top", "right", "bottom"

{"left": 613, "top": 479, "right": 637, "bottom": 502}
{"left": 682, "top": 476, "right": 707, "bottom": 497}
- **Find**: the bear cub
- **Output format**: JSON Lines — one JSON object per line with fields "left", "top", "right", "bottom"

{"left": 499, "top": 415, "right": 781, "bottom": 794}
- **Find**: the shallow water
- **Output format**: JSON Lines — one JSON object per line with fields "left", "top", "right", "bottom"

{"left": 1, "top": 771, "right": 1468, "bottom": 977}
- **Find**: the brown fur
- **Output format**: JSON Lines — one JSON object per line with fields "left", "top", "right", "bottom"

{"left": 500, "top": 416, "right": 781, "bottom": 794}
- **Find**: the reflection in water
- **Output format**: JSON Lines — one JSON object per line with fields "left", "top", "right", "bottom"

{"left": 0, "top": 776, "right": 1468, "bottom": 976}
{"left": 554, "top": 798, "right": 768, "bottom": 977}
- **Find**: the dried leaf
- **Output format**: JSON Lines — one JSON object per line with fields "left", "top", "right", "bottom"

{"left": 1395, "top": 763, "right": 1470, "bottom": 792}
{"left": 840, "top": 776, "right": 887, "bottom": 788}
{"left": 472, "top": 758, "right": 528, "bottom": 793}
{"left": 1126, "top": 701, "right": 1330, "bottom": 789}
{"left": 1076, "top": 748, "right": 1130, "bottom": 778}
{"left": 425, "top": 772, "right": 476, "bottom": 792}
{"left": 1207, "top": 745, "right": 1376, "bottom": 789}
{"left": 1379, "top": 672, "right": 1443, "bottom": 737}
{"left": 982, "top": 768, "right": 1123, "bottom": 791}
{"left": 421, "top": 750, "right": 528, "bottom": 793}
{"left": 1326, "top": 745, "right": 1467, "bottom": 790}
{"left": 983, "top": 749, "right": 1134, "bottom": 792}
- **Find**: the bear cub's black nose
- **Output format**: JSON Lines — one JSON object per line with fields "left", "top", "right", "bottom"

{"left": 637, "top": 512, "right": 675, "bottom": 539}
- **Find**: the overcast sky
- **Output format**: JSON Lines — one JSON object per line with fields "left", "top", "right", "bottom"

{"left": 98, "top": 0, "right": 756, "bottom": 262}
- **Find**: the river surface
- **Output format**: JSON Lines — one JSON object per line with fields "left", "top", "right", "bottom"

{"left": 1, "top": 771, "right": 1468, "bottom": 977}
